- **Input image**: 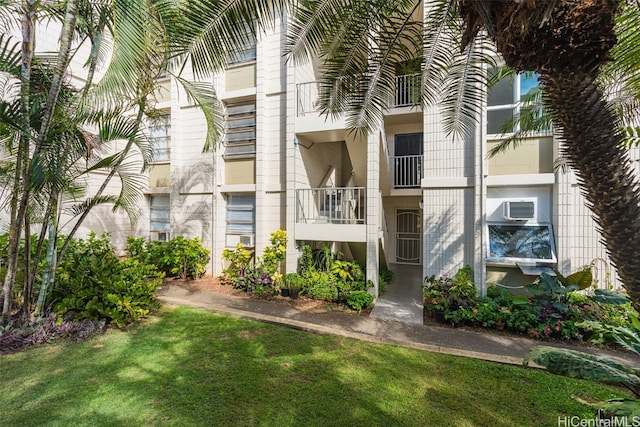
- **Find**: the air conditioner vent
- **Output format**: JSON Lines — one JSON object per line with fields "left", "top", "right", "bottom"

{"left": 239, "top": 234, "right": 255, "bottom": 247}
{"left": 152, "top": 231, "right": 170, "bottom": 242}
{"left": 503, "top": 201, "right": 536, "bottom": 221}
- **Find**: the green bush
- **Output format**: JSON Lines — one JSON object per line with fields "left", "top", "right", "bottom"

{"left": 221, "top": 243, "right": 253, "bottom": 279}
{"left": 346, "top": 291, "right": 374, "bottom": 311}
{"left": 284, "top": 272, "right": 304, "bottom": 291}
{"left": 298, "top": 245, "right": 314, "bottom": 276}
{"left": 378, "top": 267, "right": 394, "bottom": 295}
{"left": 305, "top": 270, "right": 338, "bottom": 301}
{"left": 127, "top": 236, "right": 210, "bottom": 279}
{"left": 54, "top": 233, "right": 163, "bottom": 328}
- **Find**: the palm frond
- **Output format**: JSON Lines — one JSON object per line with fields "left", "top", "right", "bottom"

{"left": 88, "top": 0, "right": 166, "bottom": 109}
{"left": 608, "top": 1, "right": 640, "bottom": 99}
{"left": 439, "top": 37, "right": 492, "bottom": 139}
{"left": 172, "top": 76, "right": 222, "bottom": 152}
{"left": 62, "top": 195, "right": 119, "bottom": 221}
{"left": 524, "top": 345, "right": 640, "bottom": 388}
{"left": 0, "top": 33, "right": 20, "bottom": 75}
{"left": 110, "top": 156, "right": 146, "bottom": 223}
{"left": 285, "top": 0, "right": 359, "bottom": 64}
{"left": 164, "top": 0, "right": 284, "bottom": 79}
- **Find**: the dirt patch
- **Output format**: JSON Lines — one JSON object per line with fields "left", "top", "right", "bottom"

{"left": 162, "top": 275, "right": 371, "bottom": 317}
{"left": 163, "top": 275, "right": 242, "bottom": 296}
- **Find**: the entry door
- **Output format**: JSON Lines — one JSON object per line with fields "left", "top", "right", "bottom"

{"left": 396, "top": 209, "right": 421, "bottom": 264}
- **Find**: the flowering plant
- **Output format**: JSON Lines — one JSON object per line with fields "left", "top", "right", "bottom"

{"left": 424, "top": 294, "right": 448, "bottom": 311}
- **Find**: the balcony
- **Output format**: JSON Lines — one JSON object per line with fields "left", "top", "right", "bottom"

{"left": 296, "top": 74, "right": 420, "bottom": 117}
{"left": 393, "top": 73, "right": 420, "bottom": 108}
{"left": 295, "top": 187, "right": 367, "bottom": 242}
{"left": 392, "top": 155, "right": 423, "bottom": 189}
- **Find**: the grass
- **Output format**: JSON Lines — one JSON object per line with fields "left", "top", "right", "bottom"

{"left": 0, "top": 306, "right": 626, "bottom": 426}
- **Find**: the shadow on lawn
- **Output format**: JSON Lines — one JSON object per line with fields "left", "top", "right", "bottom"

{"left": 1, "top": 306, "right": 609, "bottom": 426}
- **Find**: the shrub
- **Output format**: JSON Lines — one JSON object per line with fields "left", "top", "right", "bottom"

{"left": 221, "top": 243, "right": 253, "bottom": 279}
{"left": 127, "top": 236, "right": 210, "bottom": 279}
{"left": 379, "top": 267, "right": 394, "bottom": 295}
{"left": 298, "top": 244, "right": 314, "bottom": 276}
{"left": 305, "top": 270, "right": 338, "bottom": 301}
{"left": 284, "top": 272, "right": 304, "bottom": 291}
{"left": 346, "top": 291, "right": 374, "bottom": 311}
{"left": 0, "top": 315, "right": 107, "bottom": 354}
{"left": 260, "top": 229, "right": 287, "bottom": 275}
{"left": 232, "top": 265, "right": 273, "bottom": 293}
{"left": 54, "top": 233, "right": 163, "bottom": 327}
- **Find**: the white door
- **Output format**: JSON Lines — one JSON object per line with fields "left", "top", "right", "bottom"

{"left": 396, "top": 209, "right": 421, "bottom": 264}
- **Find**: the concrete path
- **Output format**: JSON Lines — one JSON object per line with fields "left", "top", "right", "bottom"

{"left": 370, "top": 264, "right": 423, "bottom": 324}
{"left": 157, "top": 282, "right": 640, "bottom": 368}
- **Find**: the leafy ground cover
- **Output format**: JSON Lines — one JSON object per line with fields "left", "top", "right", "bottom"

{"left": 0, "top": 306, "right": 626, "bottom": 426}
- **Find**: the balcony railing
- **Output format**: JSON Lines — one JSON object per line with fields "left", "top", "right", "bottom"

{"left": 392, "top": 155, "right": 423, "bottom": 188}
{"left": 296, "top": 187, "right": 366, "bottom": 224}
{"left": 296, "top": 81, "right": 319, "bottom": 116}
{"left": 393, "top": 73, "right": 420, "bottom": 108}
{"left": 296, "top": 74, "right": 421, "bottom": 117}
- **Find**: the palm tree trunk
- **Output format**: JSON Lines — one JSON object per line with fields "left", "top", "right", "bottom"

{"left": 1, "top": 2, "right": 34, "bottom": 325}
{"left": 1, "top": 0, "right": 79, "bottom": 324}
{"left": 542, "top": 72, "right": 640, "bottom": 309}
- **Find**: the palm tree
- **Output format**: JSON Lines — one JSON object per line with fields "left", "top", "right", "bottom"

{"left": 0, "top": 0, "right": 289, "bottom": 322}
{"left": 286, "top": 0, "right": 640, "bottom": 309}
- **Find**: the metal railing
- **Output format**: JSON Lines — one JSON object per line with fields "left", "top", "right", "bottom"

{"left": 296, "top": 81, "right": 319, "bottom": 116}
{"left": 296, "top": 187, "right": 366, "bottom": 224}
{"left": 392, "top": 155, "right": 423, "bottom": 188}
{"left": 393, "top": 73, "right": 420, "bottom": 108}
{"left": 296, "top": 74, "right": 421, "bottom": 116}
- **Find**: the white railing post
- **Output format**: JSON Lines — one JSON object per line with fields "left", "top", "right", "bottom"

{"left": 294, "top": 187, "right": 366, "bottom": 224}
{"left": 392, "top": 155, "right": 423, "bottom": 188}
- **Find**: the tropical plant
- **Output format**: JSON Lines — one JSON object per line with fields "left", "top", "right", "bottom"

{"left": 524, "top": 345, "right": 640, "bottom": 418}
{"left": 346, "top": 290, "right": 374, "bottom": 311}
{"left": 298, "top": 244, "right": 314, "bottom": 276}
{"left": 221, "top": 243, "right": 254, "bottom": 279}
{"left": 305, "top": 270, "right": 338, "bottom": 302}
{"left": 52, "top": 233, "right": 163, "bottom": 328}
{"left": 127, "top": 236, "right": 210, "bottom": 280}
{"left": 449, "top": 265, "right": 476, "bottom": 300}
{"left": 285, "top": 0, "right": 640, "bottom": 313}
{"left": 259, "top": 229, "right": 287, "bottom": 276}
{"left": 0, "top": 0, "right": 271, "bottom": 322}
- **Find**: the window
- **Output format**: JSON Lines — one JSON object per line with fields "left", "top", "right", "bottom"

{"left": 486, "top": 70, "right": 543, "bottom": 135}
{"left": 150, "top": 195, "right": 170, "bottom": 231}
{"left": 487, "top": 223, "right": 556, "bottom": 263}
{"left": 149, "top": 113, "right": 170, "bottom": 162}
{"left": 226, "top": 26, "right": 256, "bottom": 65}
{"left": 224, "top": 102, "right": 256, "bottom": 157}
{"left": 226, "top": 193, "right": 255, "bottom": 234}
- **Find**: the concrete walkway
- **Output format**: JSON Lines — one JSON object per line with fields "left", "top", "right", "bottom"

{"left": 157, "top": 281, "right": 640, "bottom": 368}
{"left": 370, "top": 264, "right": 423, "bottom": 324}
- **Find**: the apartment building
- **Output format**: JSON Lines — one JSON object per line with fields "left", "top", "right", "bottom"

{"left": 46, "top": 8, "right": 625, "bottom": 297}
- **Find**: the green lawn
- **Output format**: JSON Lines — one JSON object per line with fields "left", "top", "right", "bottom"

{"left": 0, "top": 306, "right": 625, "bottom": 426}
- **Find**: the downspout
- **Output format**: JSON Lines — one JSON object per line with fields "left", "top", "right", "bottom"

{"left": 477, "top": 75, "right": 488, "bottom": 296}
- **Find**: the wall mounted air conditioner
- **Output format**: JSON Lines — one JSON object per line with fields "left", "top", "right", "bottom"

{"left": 503, "top": 200, "right": 536, "bottom": 221}
{"left": 239, "top": 234, "right": 255, "bottom": 247}
{"left": 152, "top": 231, "right": 170, "bottom": 242}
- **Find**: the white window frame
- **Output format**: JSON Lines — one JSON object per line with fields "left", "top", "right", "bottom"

{"left": 223, "top": 102, "right": 256, "bottom": 158}
{"left": 486, "top": 70, "right": 546, "bottom": 137}
{"left": 486, "top": 222, "right": 557, "bottom": 264}
{"left": 226, "top": 193, "right": 256, "bottom": 235}
{"left": 150, "top": 195, "right": 170, "bottom": 232}
{"left": 226, "top": 24, "right": 257, "bottom": 66}
{"left": 149, "top": 113, "right": 171, "bottom": 162}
